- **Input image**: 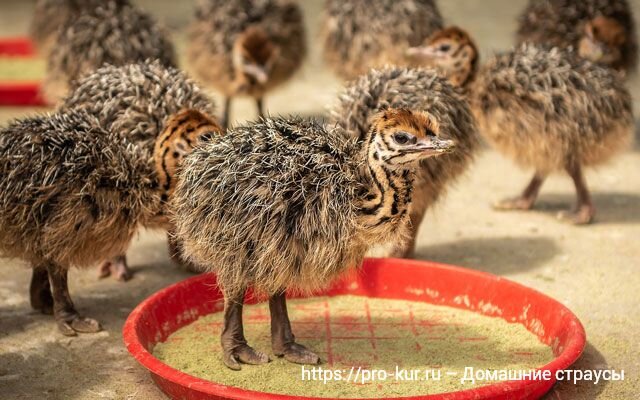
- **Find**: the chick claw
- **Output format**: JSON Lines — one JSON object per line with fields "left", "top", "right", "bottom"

{"left": 275, "top": 342, "right": 320, "bottom": 365}
{"left": 557, "top": 206, "right": 595, "bottom": 225}
{"left": 492, "top": 196, "right": 535, "bottom": 211}
{"left": 57, "top": 315, "right": 102, "bottom": 337}
{"left": 223, "top": 344, "right": 271, "bottom": 370}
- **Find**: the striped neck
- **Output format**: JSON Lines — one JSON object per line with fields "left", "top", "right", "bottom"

{"left": 358, "top": 128, "right": 414, "bottom": 229}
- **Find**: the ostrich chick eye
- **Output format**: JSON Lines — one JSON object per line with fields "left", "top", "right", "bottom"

{"left": 393, "top": 132, "right": 417, "bottom": 145}
{"left": 439, "top": 44, "right": 451, "bottom": 52}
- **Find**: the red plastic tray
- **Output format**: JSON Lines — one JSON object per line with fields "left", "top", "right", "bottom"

{"left": 123, "top": 258, "right": 586, "bottom": 400}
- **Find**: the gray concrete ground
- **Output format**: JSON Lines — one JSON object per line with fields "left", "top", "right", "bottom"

{"left": 0, "top": 1, "right": 639, "bottom": 399}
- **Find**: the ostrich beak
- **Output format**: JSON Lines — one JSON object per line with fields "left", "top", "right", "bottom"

{"left": 406, "top": 46, "right": 439, "bottom": 59}
{"left": 416, "top": 137, "right": 456, "bottom": 158}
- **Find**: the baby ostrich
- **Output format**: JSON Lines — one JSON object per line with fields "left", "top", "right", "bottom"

{"left": 409, "top": 27, "right": 634, "bottom": 224}
{"left": 321, "top": 0, "right": 444, "bottom": 80}
{"left": 329, "top": 66, "right": 478, "bottom": 258}
{"left": 29, "top": 0, "right": 130, "bottom": 56}
{"left": 0, "top": 108, "right": 219, "bottom": 335}
{"left": 173, "top": 73, "right": 473, "bottom": 369}
{"left": 187, "top": 0, "right": 306, "bottom": 129}
{"left": 43, "top": 0, "right": 176, "bottom": 104}
{"left": 516, "top": 0, "right": 638, "bottom": 74}
{"left": 63, "top": 60, "right": 216, "bottom": 280}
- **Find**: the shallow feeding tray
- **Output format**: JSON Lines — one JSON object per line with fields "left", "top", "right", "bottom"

{"left": 123, "top": 258, "right": 585, "bottom": 400}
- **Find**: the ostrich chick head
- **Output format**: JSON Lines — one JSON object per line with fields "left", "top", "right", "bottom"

{"left": 154, "top": 109, "right": 223, "bottom": 201}
{"left": 369, "top": 108, "right": 456, "bottom": 169}
{"left": 579, "top": 16, "right": 626, "bottom": 71}
{"left": 406, "top": 26, "right": 479, "bottom": 87}
{"left": 232, "top": 26, "right": 281, "bottom": 95}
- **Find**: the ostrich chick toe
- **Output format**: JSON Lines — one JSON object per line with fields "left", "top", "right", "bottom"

{"left": 57, "top": 314, "right": 102, "bottom": 337}
{"left": 274, "top": 342, "right": 320, "bottom": 365}
{"left": 557, "top": 206, "right": 595, "bottom": 225}
{"left": 223, "top": 343, "right": 271, "bottom": 371}
{"left": 493, "top": 196, "right": 536, "bottom": 211}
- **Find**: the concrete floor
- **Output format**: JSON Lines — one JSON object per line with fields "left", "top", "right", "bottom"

{"left": 0, "top": 1, "right": 639, "bottom": 399}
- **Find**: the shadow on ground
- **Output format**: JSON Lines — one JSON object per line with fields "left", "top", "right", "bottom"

{"left": 534, "top": 192, "right": 640, "bottom": 225}
{"left": 542, "top": 342, "right": 609, "bottom": 399}
{"left": 414, "top": 236, "right": 560, "bottom": 275}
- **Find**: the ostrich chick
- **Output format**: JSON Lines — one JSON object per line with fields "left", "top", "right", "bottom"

{"left": 0, "top": 109, "right": 220, "bottom": 335}
{"left": 43, "top": 0, "right": 176, "bottom": 104}
{"left": 330, "top": 66, "right": 478, "bottom": 258}
{"left": 63, "top": 60, "right": 216, "bottom": 280}
{"left": 173, "top": 98, "right": 470, "bottom": 369}
{"left": 321, "top": 0, "right": 443, "bottom": 80}
{"left": 29, "top": 0, "right": 130, "bottom": 56}
{"left": 187, "top": 0, "right": 306, "bottom": 129}
{"left": 409, "top": 27, "right": 634, "bottom": 224}
{"left": 516, "top": 0, "right": 638, "bottom": 74}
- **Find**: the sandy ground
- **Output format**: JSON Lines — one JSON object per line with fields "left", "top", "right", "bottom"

{"left": 0, "top": 0, "right": 639, "bottom": 399}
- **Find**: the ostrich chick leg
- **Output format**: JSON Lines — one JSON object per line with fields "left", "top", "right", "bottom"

{"left": 30, "top": 265, "right": 53, "bottom": 315}
{"left": 46, "top": 264, "right": 102, "bottom": 336}
{"left": 221, "top": 289, "right": 270, "bottom": 370}
{"left": 494, "top": 171, "right": 546, "bottom": 211}
{"left": 98, "top": 254, "right": 132, "bottom": 281}
{"left": 256, "top": 97, "right": 265, "bottom": 119}
{"left": 269, "top": 292, "right": 320, "bottom": 365}
{"left": 221, "top": 97, "right": 232, "bottom": 131}
{"left": 558, "top": 162, "right": 595, "bottom": 224}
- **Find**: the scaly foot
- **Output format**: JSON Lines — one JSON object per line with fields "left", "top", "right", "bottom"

{"left": 274, "top": 342, "right": 320, "bottom": 365}
{"left": 557, "top": 206, "right": 595, "bottom": 225}
{"left": 56, "top": 313, "right": 102, "bottom": 337}
{"left": 223, "top": 343, "right": 270, "bottom": 370}
{"left": 493, "top": 196, "right": 535, "bottom": 211}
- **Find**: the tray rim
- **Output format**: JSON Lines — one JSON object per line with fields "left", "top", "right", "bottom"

{"left": 123, "top": 258, "right": 586, "bottom": 400}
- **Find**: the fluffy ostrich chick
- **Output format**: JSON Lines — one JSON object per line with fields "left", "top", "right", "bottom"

{"left": 29, "top": 0, "right": 130, "bottom": 56}
{"left": 322, "top": 0, "right": 444, "bottom": 80}
{"left": 187, "top": 0, "right": 306, "bottom": 128}
{"left": 517, "top": 0, "right": 638, "bottom": 74}
{"left": 0, "top": 109, "right": 220, "bottom": 335}
{"left": 62, "top": 60, "right": 216, "bottom": 280}
{"left": 43, "top": 0, "right": 176, "bottom": 104}
{"left": 173, "top": 80, "right": 473, "bottom": 369}
{"left": 408, "top": 27, "right": 634, "bottom": 224}
{"left": 329, "top": 66, "right": 478, "bottom": 258}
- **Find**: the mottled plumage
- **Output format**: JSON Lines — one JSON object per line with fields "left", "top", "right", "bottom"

{"left": 322, "top": 0, "right": 444, "bottom": 80}
{"left": 174, "top": 117, "right": 367, "bottom": 297}
{"left": 63, "top": 61, "right": 214, "bottom": 159}
{"left": 330, "top": 67, "right": 478, "bottom": 257}
{"left": 174, "top": 100, "right": 461, "bottom": 369}
{"left": 471, "top": 44, "right": 633, "bottom": 172}
{"left": 187, "top": 0, "right": 306, "bottom": 101}
{"left": 43, "top": 1, "right": 176, "bottom": 104}
{"left": 0, "top": 110, "right": 160, "bottom": 270}
{"left": 29, "top": 0, "right": 131, "bottom": 56}
{"left": 62, "top": 60, "right": 216, "bottom": 276}
{"left": 470, "top": 43, "right": 633, "bottom": 223}
{"left": 0, "top": 108, "right": 217, "bottom": 334}
{"left": 516, "top": 0, "right": 638, "bottom": 73}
